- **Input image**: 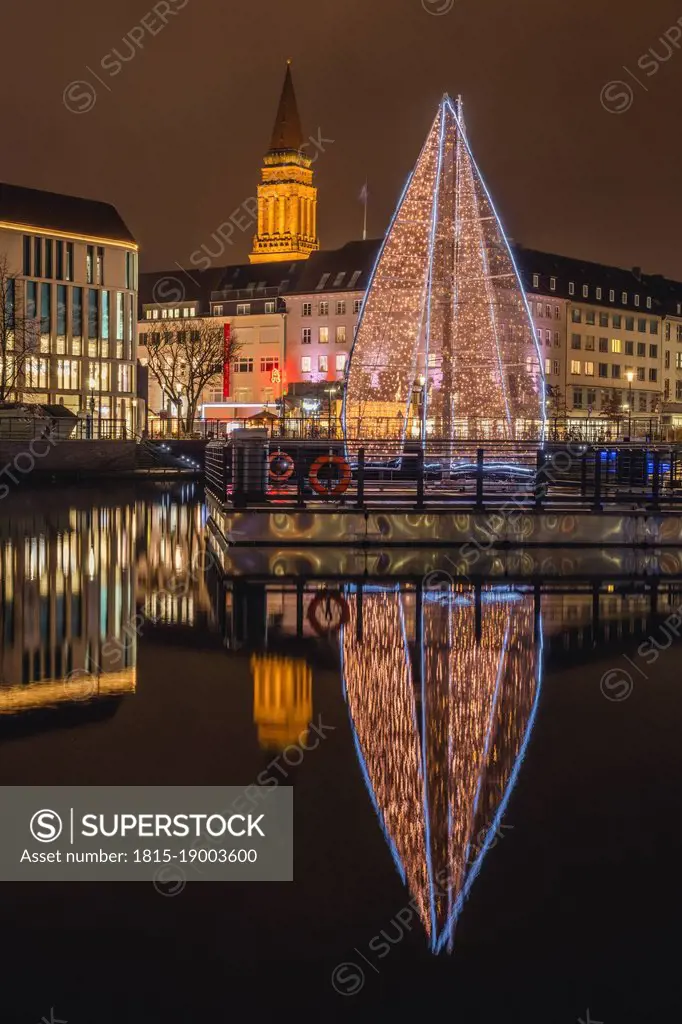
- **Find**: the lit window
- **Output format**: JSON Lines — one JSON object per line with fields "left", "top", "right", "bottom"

{"left": 584, "top": 361, "right": 594, "bottom": 376}
{"left": 152, "top": 309, "right": 159, "bottom": 319}
{"left": 236, "top": 303, "right": 250, "bottom": 315}
{"left": 545, "top": 358, "right": 552, "bottom": 375}
{"left": 301, "top": 356, "right": 312, "bottom": 372}
{"left": 319, "top": 355, "right": 328, "bottom": 372}
{"left": 611, "top": 338, "right": 622, "bottom": 353}
{"left": 336, "top": 326, "right": 347, "bottom": 344}
{"left": 265, "top": 301, "right": 276, "bottom": 314}
{"left": 213, "top": 305, "right": 224, "bottom": 315}
{"left": 571, "top": 360, "right": 581, "bottom": 374}
{"left": 336, "top": 353, "right": 347, "bottom": 372}
{"left": 319, "top": 327, "right": 329, "bottom": 344}
{"left": 146, "top": 310, "right": 152, "bottom": 319}
{"left": 161, "top": 309, "right": 168, "bottom": 319}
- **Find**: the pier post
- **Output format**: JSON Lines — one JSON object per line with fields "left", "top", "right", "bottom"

{"left": 416, "top": 448, "right": 425, "bottom": 509}
{"left": 652, "top": 450, "right": 661, "bottom": 510}
{"left": 593, "top": 449, "right": 603, "bottom": 512}
{"left": 357, "top": 448, "right": 365, "bottom": 509}
{"left": 475, "top": 448, "right": 484, "bottom": 509}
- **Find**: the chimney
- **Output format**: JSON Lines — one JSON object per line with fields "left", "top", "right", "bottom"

{"left": 632, "top": 266, "right": 642, "bottom": 280}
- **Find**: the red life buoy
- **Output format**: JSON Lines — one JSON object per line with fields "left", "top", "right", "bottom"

{"left": 307, "top": 591, "right": 350, "bottom": 636}
{"left": 268, "top": 451, "right": 295, "bottom": 482}
{"left": 309, "top": 455, "right": 351, "bottom": 497}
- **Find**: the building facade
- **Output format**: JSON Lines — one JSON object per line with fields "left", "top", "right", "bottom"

{"left": 0, "top": 182, "right": 139, "bottom": 433}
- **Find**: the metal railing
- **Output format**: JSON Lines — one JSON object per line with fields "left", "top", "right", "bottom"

{"left": 205, "top": 438, "right": 682, "bottom": 511}
{"left": 148, "top": 415, "right": 681, "bottom": 442}
{"left": 0, "top": 417, "right": 131, "bottom": 441}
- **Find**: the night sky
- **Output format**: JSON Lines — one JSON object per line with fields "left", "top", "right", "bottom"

{"left": 3, "top": 0, "right": 682, "bottom": 276}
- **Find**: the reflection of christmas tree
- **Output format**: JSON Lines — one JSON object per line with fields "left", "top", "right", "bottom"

{"left": 344, "top": 96, "right": 545, "bottom": 453}
{"left": 341, "top": 588, "right": 542, "bottom": 954}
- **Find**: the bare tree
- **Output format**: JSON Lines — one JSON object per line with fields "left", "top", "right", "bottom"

{"left": 143, "top": 319, "right": 241, "bottom": 435}
{"left": 0, "top": 254, "right": 40, "bottom": 403}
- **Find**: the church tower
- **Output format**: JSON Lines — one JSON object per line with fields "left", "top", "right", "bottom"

{"left": 249, "top": 62, "right": 320, "bottom": 264}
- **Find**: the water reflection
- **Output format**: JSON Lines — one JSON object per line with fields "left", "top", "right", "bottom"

{"left": 0, "top": 485, "right": 211, "bottom": 722}
{"left": 251, "top": 654, "right": 313, "bottom": 751}
{"left": 341, "top": 585, "right": 542, "bottom": 953}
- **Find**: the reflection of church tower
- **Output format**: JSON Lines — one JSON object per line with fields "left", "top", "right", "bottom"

{"left": 251, "top": 654, "right": 313, "bottom": 750}
{"left": 249, "top": 62, "right": 320, "bottom": 264}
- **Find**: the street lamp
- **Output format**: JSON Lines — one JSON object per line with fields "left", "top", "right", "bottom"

{"left": 625, "top": 369, "right": 634, "bottom": 438}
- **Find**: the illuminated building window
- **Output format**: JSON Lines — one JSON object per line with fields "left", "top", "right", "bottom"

{"left": 319, "top": 355, "right": 328, "bottom": 372}
{"left": 86, "top": 245, "right": 93, "bottom": 284}
{"left": 336, "top": 353, "right": 347, "bottom": 371}
{"left": 611, "top": 338, "right": 622, "bottom": 354}
{"left": 213, "top": 305, "right": 224, "bottom": 315}
{"left": 545, "top": 358, "right": 551, "bottom": 375}
{"left": 301, "top": 356, "right": 311, "bottom": 372}
{"left": 265, "top": 301, "right": 276, "bottom": 313}
{"left": 260, "top": 357, "right": 279, "bottom": 372}
{"left": 152, "top": 309, "right": 158, "bottom": 319}
{"left": 336, "top": 326, "right": 347, "bottom": 344}
{"left": 146, "top": 310, "right": 152, "bottom": 319}
{"left": 319, "top": 327, "right": 329, "bottom": 344}
{"left": 584, "top": 361, "right": 594, "bottom": 376}
{"left": 237, "top": 303, "right": 251, "bottom": 315}
{"left": 570, "top": 360, "right": 580, "bottom": 375}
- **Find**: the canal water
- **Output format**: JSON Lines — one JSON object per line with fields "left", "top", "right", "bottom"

{"left": 0, "top": 483, "right": 679, "bottom": 1022}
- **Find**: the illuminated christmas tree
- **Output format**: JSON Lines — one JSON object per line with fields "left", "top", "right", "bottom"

{"left": 344, "top": 96, "right": 546, "bottom": 453}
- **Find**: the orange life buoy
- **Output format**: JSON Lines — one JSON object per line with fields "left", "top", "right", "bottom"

{"left": 308, "top": 455, "right": 352, "bottom": 497}
{"left": 268, "top": 451, "right": 295, "bottom": 482}
{"left": 307, "top": 591, "right": 350, "bottom": 636}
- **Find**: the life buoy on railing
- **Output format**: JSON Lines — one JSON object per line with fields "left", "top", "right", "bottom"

{"left": 308, "top": 455, "right": 352, "bottom": 497}
{"left": 268, "top": 451, "right": 295, "bottom": 482}
{"left": 307, "top": 591, "right": 350, "bottom": 637}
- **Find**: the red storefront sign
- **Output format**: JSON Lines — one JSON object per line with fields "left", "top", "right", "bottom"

{"left": 223, "top": 323, "right": 231, "bottom": 400}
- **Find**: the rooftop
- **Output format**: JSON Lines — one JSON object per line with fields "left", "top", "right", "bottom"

{"left": 0, "top": 182, "right": 136, "bottom": 245}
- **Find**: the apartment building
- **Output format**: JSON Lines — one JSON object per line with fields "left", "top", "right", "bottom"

{"left": 0, "top": 182, "right": 139, "bottom": 433}
{"left": 519, "top": 248, "right": 671, "bottom": 421}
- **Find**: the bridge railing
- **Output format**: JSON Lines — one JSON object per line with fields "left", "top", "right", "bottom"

{"left": 205, "top": 438, "right": 682, "bottom": 512}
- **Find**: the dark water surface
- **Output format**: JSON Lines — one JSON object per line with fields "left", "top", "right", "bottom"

{"left": 0, "top": 484, "right": 680, "bottom": 1022}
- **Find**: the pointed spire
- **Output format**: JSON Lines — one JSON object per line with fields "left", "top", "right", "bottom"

{"left": 269, "top": 61, "right": 304, "bottom": 152}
